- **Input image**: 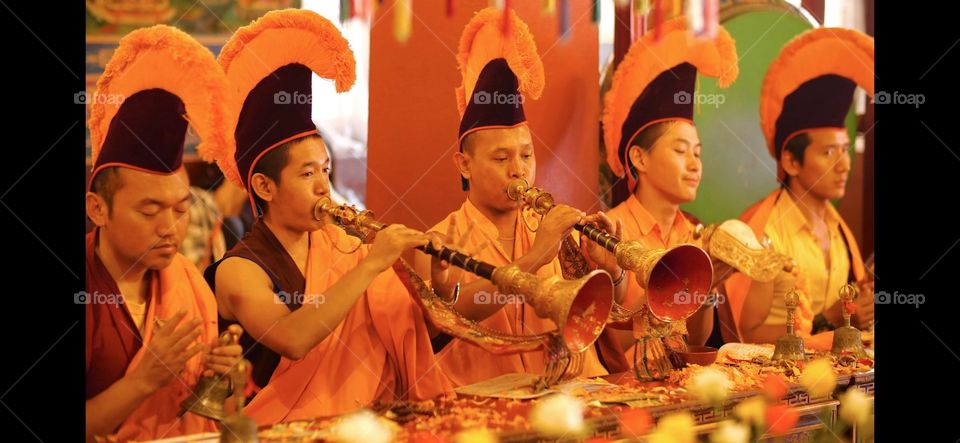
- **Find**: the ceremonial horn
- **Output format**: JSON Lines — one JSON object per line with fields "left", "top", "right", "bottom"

{"left": 505, "top": 179, "right": 712, "bottom": 322}
{"left": 313, "top": 197, "right": 614, "bottom": 353}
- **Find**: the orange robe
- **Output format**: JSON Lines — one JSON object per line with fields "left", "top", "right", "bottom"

{"left": 428, "top": 199, "right": 609, "bottom": 387}
{"left": 724, "top": 189, "right": 866, "bottom": 345}
{"left": 601, "top": 195, "right": 698, "bottom": 370}
{"left": 241, "top": 224, "right": 451, "bottom": 424}
{"left": 85, "top": 230, "right": 220, "bottom": 441}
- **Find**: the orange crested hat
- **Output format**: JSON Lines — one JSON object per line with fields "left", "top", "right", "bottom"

{"left": 602, "top": 17, "right": 738, "bottom": 191}
{"left": 759, "top": 27, "right": 874, "bottom": 181}
{"left": 208, "top": 9, "right": 356, "bottom": 191}
{"left": 454, "top": 7, "right": 544, "bottom": 190}
{"left": 88, "top": 25, "right": 232, "bottom": 190}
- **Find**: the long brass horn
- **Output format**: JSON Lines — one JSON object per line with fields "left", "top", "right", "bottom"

{"left": 313, "top": 197, "right": 614, "bottom": 353}
{"left": 505, "top": 179, "right": 713, "bottom": 322}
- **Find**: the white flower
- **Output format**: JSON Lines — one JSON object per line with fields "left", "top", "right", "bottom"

{"left": 839, "top": 389, "right": 871, "bottom": 426}
{"left": 529, "top": 393, "right": 585, "bottom": 437}
{"left": 688, "top": 367, "right": 734, "bottom": 404}
{"left": 331, "top": 409, "right": 394, "bottom": 443}
{"left": 710, "top": 420, "right": 750, "bottom": 443}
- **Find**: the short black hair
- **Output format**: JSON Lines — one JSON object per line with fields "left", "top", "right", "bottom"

{"left": 626, "top": 120, "right": 676, "bottom": 181}
{"left": 250, "top": 134, "right": 322, "bottom": 216}
{"left": 90, "top": 167, "right": 124, "bottom": 214}
{"left": 459, "top": 133, "right": 477, "bottom": 191}
{"left": 780, "top": 132, "right": 811, "bottom": 187}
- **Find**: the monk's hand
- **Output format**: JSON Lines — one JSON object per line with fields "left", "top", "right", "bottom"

{"left": 203, "top": 324, "right": 244, "bottom": 377}
{"left": 710, "top": 260, "right": 736, "bottom": 292}
{"left": 128, "top": 310, "right": 203, "bottom": 393}
{"left": 428, "top": 213, "right": 489, "bottom": 297}
{"left": 579, "top": 211, "right": 623, "bottom": 278}
{"left": 528, "top": 204, "right": 585, "bottom": 269}
{"left": 365, "top": 224, "right": 431, "bottom": 272}
{"left": 853, "top": 279, "right": 875, "bottom": 330}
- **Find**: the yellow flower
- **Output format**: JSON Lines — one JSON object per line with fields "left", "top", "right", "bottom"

{"left": 733, "top": 396, "right": 766, "bottom": 426}
{"left": 799, "top": 359, "right": 837, "bottom": 398}
{"left": 710, "top": 420, "right": 750, "bottom": 443}
{"left": 839, "top": 389, "right": 871, "bottom": 426}
{"left": 648, "top": 411, "right": 696, "bottom": 443}
{"left": 689, "top": 367, "right": 733, "bottom": 404}
{"left": 529, "top": 393, "right": 585, "bottom": 437}
{"left": 454, "top": 428, "right": 497, "bottom": 443}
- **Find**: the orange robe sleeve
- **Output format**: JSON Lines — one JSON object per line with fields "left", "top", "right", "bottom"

{"left": 243, "top": 225, "right": 450, "bottom": 425}
{"left": 87, "top": 230, "right": 221, "bottom": 441}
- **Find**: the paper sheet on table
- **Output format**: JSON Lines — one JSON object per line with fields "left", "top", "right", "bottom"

{"left": 455, "top": 373, "right": 614, "bottom": 399}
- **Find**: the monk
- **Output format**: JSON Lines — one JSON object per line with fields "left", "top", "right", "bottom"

{"left": 414, "top": 8, "right": 625, "bottom": 387}
{"left": 599, "top": 18, "right": 739, "bottom": 367}
{"left": 727, "top": 28, "right": 875, "bottom": 348}
{"left": 203, "top": 9, "right": 450, "bottom": 424}
{"left": 84, "top": 25, "right": 243, "bottom": 442}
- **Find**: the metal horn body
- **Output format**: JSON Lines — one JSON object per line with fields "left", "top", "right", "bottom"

{"left": 505, "top": 179, "right": 713, "bottom": 322}
{"left": 313, "top": 197, "right": 614, "bottom": 353}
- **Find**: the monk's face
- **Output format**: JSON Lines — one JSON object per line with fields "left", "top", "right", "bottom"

{"left": 632, "top": 121, "right": 702, "bottom": 204}
{"left": 268, "top": 137, "right": 331, "bottom": 232}
{"left": 782, "top": 128, "right": 851, "bottom": 201}
{"left": 457, "top": 125, "right": 536, "bottom": 212}
{"left": 95, "top": 168, "right": 192, "bottom": 271}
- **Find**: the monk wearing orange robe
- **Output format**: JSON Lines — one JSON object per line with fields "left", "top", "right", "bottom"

{"left": 203, "top": 10, "right": 450, "bottom": 425}
{"left": 84, "top": 26, "right": 244, "bottom": 442}
{"left": 414, "top": 8, "right": 625, "bottom": 387}
{"left": 724, "top": 28, "right": 874, "bottom": 349}
{"left": 598, "top": 18, "right": 740, "bottom": 369}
